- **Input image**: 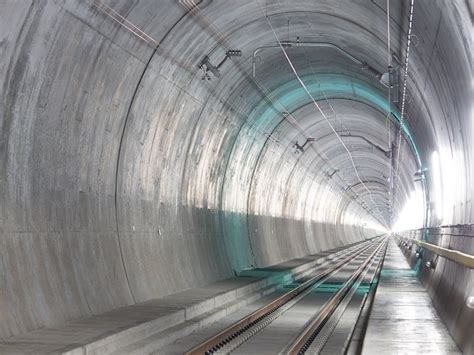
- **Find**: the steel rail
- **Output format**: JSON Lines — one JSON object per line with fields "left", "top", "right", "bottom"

{"left": 399, "top": 236, "right": 474, "bottom": 269}
{"left": 343, "top": 239, "right": 389, "bottom": 354}
{"left": 185, "top": 239, "right": 382, "bottom": 354}
{"left": 213, "top": 246, "right": 383, "bottom": 354}
{"left": 303, "top": 241, "right": 387, "bottom": 354}
{"left": 286, "top": 238, "right": 387, "bottom": 354}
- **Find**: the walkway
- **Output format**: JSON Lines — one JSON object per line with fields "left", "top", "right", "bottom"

{"left": 362, "top": 238, "right": 461, "bottom": 354}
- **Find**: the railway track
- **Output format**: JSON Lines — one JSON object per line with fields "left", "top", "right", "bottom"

{"left": 185, "top": 237, "right": 388, "bottom": 354}
{"left": 285, "top": 239, "right": 387, "bottom": 354}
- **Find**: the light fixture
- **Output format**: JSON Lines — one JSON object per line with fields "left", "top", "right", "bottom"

{"left": 425, "top": 260, "right": 436, "bottom": 269}
{"left": 378, "top": 66, "right": 399, "bottom": 102}
{"left": 380, "top": 72, "right": 390, "bottom": 87}
{"left": 415, "top": 248, "right": 423, "bottom": 259}
{"left": 467, "top": 296, "right": 474, "bottom": 309}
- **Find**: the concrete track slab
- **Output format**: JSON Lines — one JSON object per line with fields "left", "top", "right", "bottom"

{"left": 0, "top": 247, "right": 346, "bottom": 354}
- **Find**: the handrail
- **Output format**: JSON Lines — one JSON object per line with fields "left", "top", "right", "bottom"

{"left": 399, "top": 236, "right": 474, "bottom": 269}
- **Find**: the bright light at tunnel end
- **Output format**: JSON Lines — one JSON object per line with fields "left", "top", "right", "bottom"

{"left": 391, "top": 187, "right": 424, "bottom": 233}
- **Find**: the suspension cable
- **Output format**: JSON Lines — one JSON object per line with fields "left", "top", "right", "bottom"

{"left": 179, "top": 0, "right": 380, "bottom": 217}
{"left": 92, "top": 0, "right": 385, "bottom": 225}
{"left": 273, "top": 0, "right": 383, "bottom": 220}
{"left": 255, "top": 0, "right": 388, "bottom": 228}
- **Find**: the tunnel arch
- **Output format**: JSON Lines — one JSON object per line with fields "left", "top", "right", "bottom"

{"left": 0, "top": 0, "right": 471, "bottom": 340}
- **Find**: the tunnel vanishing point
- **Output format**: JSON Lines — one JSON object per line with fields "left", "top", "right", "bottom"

{"left": 0, "top": 0, "right": 473, "bottom": 354}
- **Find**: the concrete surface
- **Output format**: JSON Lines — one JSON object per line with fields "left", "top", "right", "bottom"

{"left": 0, "top": 242, "right": 358, "bottom": 353}
{"left": 363, "top": 238, "right": 461, "bottom": 354}
{"left": 399, "top": 227, "right": 474, "bottom": 355}
{"left": 0, "top": 0, "right": 472, "bottom": 353}
{"left": 159, "top": 241, "right": 378, "bottom": 354}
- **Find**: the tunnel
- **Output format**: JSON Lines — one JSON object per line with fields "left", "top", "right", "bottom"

{"left": 0, "top": 0, "right": 473, "bottom": 354}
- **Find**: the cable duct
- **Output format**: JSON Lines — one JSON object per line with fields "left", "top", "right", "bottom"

{"left": 252, "top": 41, "right": 386, "bottom": 86}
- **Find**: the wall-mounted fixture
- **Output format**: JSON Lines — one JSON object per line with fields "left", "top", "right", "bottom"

{"left": 425, "top": 260, "right": 436, "bottom": 269}
{"left": 402, "top": 236, "right": 474, "bottom": 268}
{"left": 414, "top": 168, "right": 428, "bottom": 182}
{"left": 467, "top": 296, "right": 474, "bottom": 309}
{"left": 415, "top": 248, "right": 423, "bottom": 259}
{"left": 199, "top": 49, "right": 242, "bottom": 80}
{"left": 325, "top": 169, "right": 339, "bottom": 180}
{"left": 293, "top": 137, "right": 315, "bottom": 154}
{"left": 379, "top": 66, "right": 400, "bottom": 104}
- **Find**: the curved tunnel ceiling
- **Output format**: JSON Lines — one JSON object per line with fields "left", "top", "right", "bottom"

{"left": 0, "top": 0, "right": 472, "bottom": 337}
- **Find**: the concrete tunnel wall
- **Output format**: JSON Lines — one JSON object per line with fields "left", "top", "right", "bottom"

{"left": 399, "top": 226, "right": 474, "bottom": 354}
{"left": 0, "top": 0, "right": 472, "bottom": 339}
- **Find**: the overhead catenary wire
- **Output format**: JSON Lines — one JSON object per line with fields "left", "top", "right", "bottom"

{"left": 178, "top": 0, "right": 382, "bottom": 218}
{"left": 89, "top": 0, "right": 159, "bottom": 47}
{"left": 258, "top": 1, "right": 388, "bottom": 225}
{"left": 255, "top": 0, "right": 388, "bottom": 228}
{"left": 188, "top": 0, "right": 386, "bottom": 223}
{"left": 272, "top": 0, "right": 383, "bottom": 216}
{"left": 91, "top": 0, "right": 385, "bottom": 225}
{"left": 272, "top": 0, "right": 358, "bottom": 151}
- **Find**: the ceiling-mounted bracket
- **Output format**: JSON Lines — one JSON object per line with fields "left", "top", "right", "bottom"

{"left": 325, "top": 169, "right": 339, "bottom": 180}
{"left": 198, "top": 49, "right": 242, "bottom": 80}
{"left": 293, "top": 137, "right": 315, "bottom": 154}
